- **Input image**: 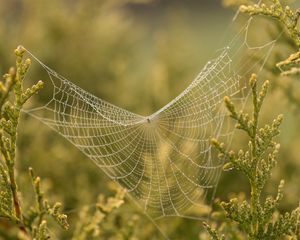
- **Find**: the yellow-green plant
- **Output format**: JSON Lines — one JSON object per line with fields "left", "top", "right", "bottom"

{"left": 224, "top": 0, "right": 300, "bottom": 109}
{"left": 240, "top": 0, "right": 300, "bottom": 47}
{"left": 72, "top": 185, "right": 126, "bottom": 240}
{"left": 204, "top": 74, "right": 300, "bottom": 239}
{"left": 0, "top": 46, "right": 68, "bottom": 239}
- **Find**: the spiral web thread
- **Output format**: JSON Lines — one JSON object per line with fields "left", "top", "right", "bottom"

{"left": 22, "top": 17, "right": 278, "bottom": 220}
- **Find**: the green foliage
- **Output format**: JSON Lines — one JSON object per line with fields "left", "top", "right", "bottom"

{"left": 225, "top": 0, "right": 300, "bottom": 108}
{"left": 28, "top": 167, "right": 69, "bottom": 232}
{"left": 0, "top": 46, "right": 68, "bottom": 239}
{"left": 0, "top": 162, "right": 14, "bottom": 220}
{"left": 240, "top": 0, "right": 300, "bottom": 47}
{"left": 277, "top": 51, "right": 300, "bottom": 75}
{"left": 203, "top": 222, "right": 225, "bottom": 240}
{"left": 204, "top": 74, "right": 300, "bottom": 239}
{"left": 72, "top": 185, "right": 128, "bottom": 240}
{"left": 240, "top": 0, "right": 300, "bottom": 78}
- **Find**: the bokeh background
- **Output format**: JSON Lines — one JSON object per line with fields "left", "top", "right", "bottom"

{"left": 0, "top": 0, "right": 300, "bottom": 239}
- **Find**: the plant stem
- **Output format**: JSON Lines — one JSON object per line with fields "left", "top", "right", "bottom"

{"left": 249, "top": 78, "right": 259, "bottom": 239}
{"left": 7, "top": 165, "right": 27, "bottom": 233}
{"left": 4, "top": 71, "right": 27, "bottom": 234}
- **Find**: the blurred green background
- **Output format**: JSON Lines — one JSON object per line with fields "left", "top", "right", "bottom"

{"left": 0, "top": 0, "right": 299, "bottom": 239}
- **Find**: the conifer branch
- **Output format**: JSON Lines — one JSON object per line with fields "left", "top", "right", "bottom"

{"left": 206, "top": 74, "right": 300, "bottom": 239}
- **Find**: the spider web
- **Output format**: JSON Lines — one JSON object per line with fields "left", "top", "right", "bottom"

{"left": 22, "top": 16, "right": 278, "bottom": 221}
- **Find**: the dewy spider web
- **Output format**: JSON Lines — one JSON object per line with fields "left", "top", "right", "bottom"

{"left": 22, "top": 16, "right": 278, "bottom": 221}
